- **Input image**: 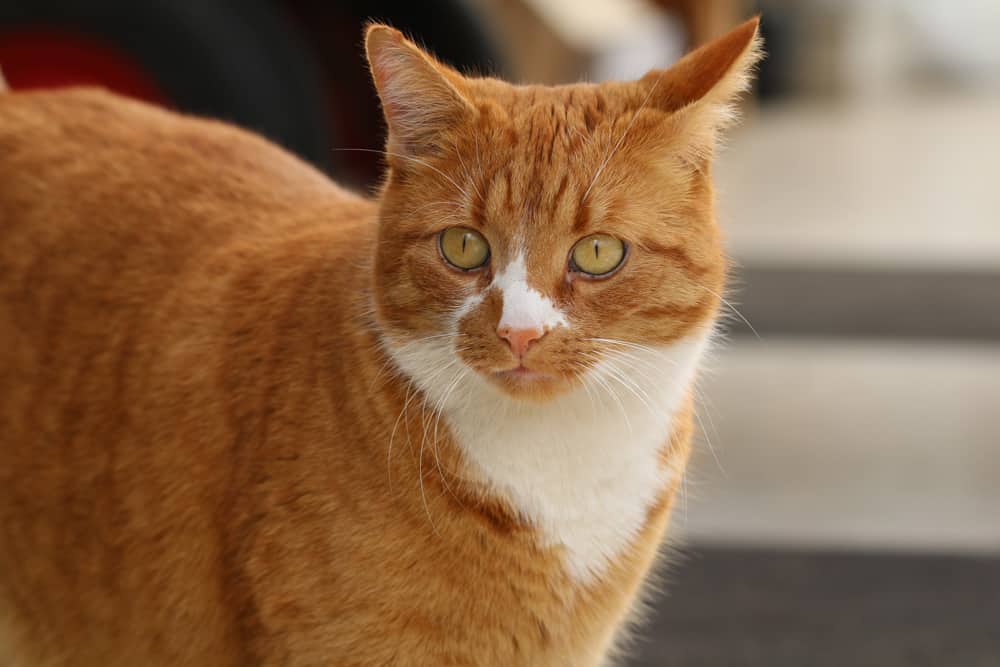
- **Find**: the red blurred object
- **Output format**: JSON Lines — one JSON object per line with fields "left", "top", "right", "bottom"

{"left": 0, "top": 3, "right": 503, "bottom": 184}
{"left": 0, "top": 27, "right": 170, "bottom": 106}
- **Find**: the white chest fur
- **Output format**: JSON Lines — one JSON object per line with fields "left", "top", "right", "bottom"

{"left": 389, "top": 334, "right": 708, "bottom": 583}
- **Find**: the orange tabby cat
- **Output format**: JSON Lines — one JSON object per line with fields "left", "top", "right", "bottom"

{"left": 0, "top": 18, "right": 761, "bottom": 666}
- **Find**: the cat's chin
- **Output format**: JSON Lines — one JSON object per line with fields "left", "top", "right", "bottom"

{"left": 489, "top": 366, "right": 571, "bottom": 401}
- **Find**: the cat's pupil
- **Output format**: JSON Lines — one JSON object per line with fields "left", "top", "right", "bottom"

{"left": 593, "top": 240, "right": 600, "bottom": 259}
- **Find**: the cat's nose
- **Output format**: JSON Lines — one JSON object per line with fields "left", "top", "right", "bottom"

{"left": 497, "top": 325, "right": 545, "bottom": 359}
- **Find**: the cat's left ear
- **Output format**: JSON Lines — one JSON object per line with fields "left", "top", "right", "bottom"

{"left": 640, "top": 17, "right": 763, "bottom": 157}
{"left": 365, "top": 24, "right": 474, "bottom": 158}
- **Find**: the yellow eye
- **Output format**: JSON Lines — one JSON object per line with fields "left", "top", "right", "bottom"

{"left": 570, "top": 234, "right": 626, "bottom": 276}
{"left": 439, "top": 227, "right": 490, "bottom": 270}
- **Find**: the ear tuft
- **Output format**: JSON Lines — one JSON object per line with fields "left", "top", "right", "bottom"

{"left": 638, "top": 16, "right": 763, "bottom": 163}
{"left": 365, "top": 24, "right": 472, "bottom": 157}
{"left": 643, "top": 16, "right": 763, "bottom": 112}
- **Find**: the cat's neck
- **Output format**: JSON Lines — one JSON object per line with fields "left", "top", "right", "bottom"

{"left": 388, "top": 333, "right": 709, "bottom": 583}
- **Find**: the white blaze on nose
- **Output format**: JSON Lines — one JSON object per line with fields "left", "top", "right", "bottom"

{"left": 493, "top": 253, "right": 568, "bottom": 333}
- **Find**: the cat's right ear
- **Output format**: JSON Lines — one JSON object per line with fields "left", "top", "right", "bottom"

{"left": 365, "top": 25, "right": 474, "bottom": 157}
{"left": 639, "top": 17, "right": 763, "bottom": 164}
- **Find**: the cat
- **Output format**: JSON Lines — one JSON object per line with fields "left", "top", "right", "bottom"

{"left": 0, "top": 17, "right": 761, "bottom": 666}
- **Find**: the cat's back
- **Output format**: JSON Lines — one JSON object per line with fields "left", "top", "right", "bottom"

{"left": 0, "top": 86, "right": 374, "bottom": 431}
{"left": 0, "top": 86, "right": 369, "bottom": 262}
{"left": 0, "top": 88, "right": 377, "bottom": 665}
{"left": 0, "top": 86, "right": 377, "bottom": 459}
{"left": 0, "top": 86, "right": 373, "bottom": 373}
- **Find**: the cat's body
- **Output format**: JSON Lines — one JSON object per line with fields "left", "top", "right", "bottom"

{"left": 0, "top": 20, "right": 760, "bottom": 666}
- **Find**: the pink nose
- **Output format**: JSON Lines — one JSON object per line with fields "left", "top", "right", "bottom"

{"left": 498, "top": 325, "right": 544, "bottom": 358}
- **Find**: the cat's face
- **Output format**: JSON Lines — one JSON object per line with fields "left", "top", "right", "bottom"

{"left": 368, "top": 21, "right": 760, "bottom": 401}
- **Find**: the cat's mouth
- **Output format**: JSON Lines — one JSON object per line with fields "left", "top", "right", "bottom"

{"left": 494, "top": 364, "right": 552, "bottom": 383}
{"left": 490, "top": 362, "right": 570, "bottom": 400}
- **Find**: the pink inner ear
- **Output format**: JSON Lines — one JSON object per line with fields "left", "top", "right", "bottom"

{"left": 366, "top": 31, "right": 473, "bottom": 156}
{"left": 367, "top": 28, "right": 421, "bottom": 125}
{"left": 368, "top": 47, "right": 407, "bottom": 113}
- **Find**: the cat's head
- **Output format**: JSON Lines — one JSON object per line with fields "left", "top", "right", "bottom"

{"left": 367, "top": 19, "right": 761, "bottom": 402}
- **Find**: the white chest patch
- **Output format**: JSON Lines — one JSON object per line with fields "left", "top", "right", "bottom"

{"left": 389, "top": 332, "right": 709, "bottom": 584}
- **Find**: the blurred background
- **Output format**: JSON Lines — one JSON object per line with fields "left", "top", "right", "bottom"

{"left": 2, "top": 0, "right": 997, "bottom": 664}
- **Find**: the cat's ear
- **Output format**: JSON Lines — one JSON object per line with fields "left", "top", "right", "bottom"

{"left": 640, "top": 17, "right": 763, "bottom": 157}
{"left": 365, "top": 25, "right": 474, "bottom": 157}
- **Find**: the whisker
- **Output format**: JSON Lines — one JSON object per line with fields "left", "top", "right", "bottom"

{"left": 387, "top": 355, "right": 461, "bottom": 532}
{"left": 680, "top": 469, "right": 689, "bottom": 524}
{"left": 585, "top": 337, "right": 680, "bottom": 364}
{"left": 590, "top": 346, "right": 660, "bottom": 382}
{"left": 587, "top": 366, "right": 632, "bottom": 434}
{"left": 428, "top": 367, "right": 469, "bottom": 506}
{"left": 370, "top": 332, "right": 458, "bottom": 391}
{"left": 332, "top": 147, "right": 472, "bottom": 203}
{"left": 576, "top": 363, "right": 599, "bottom": 415}
{"left": 692, "top": 383, "right": 722, "bottom": 450}
{"left": 592, "top": 352, "right": 663, "bottom": 420}
{"left": 454, "top": 146, "right": 483, "bottom": 203}
{"left": 582, "top": 76, "right": 662, "bottom": 203}
{"left": 388, "top": 359, "right": 452, "bottom": 463}
{"left": 570, "top": 125, "right": 593, "bottom": 149}
{"left": 473, "top": 132, "right": 483, "bottom": 182}
{"left": 406, "top": 200, "right": 466, "bottom": 222}
{"left": 693, "top": 283, "right": 762, "bottom": 341}
{"left": 693, "top": 406, "right": 726, "bottom": 478}
{"left": 413, "top": 343, "right": 473, "bottom": 513}
{"left": 385, "top": 379, "right": 416, "bottom": 492}
{"left": 604, "top": 365, "right": 658, "bottom": 417}
{"left": 608, "top": 353, "right": 661, "bottom": 389}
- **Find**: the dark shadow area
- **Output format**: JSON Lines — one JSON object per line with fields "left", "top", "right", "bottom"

{"left": 629, "top": 547, "right": 1000, "bottom": 667}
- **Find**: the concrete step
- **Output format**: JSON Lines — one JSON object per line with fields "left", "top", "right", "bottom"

{"left": 673, "top": 339, "right": 1000, "bottom": 554}
{"left": 717, "top": 94, "right": 1000, "bottom": 271}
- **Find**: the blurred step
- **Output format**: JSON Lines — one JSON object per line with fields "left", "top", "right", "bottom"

{"left": 673, "top": 339, "right": 1000, "bottom": 554}
{"left": 729, "top": 265, "right": 1000, "bottom": 341}
{"left": 716, "top": 94, "right": 1000, "bottom": 271}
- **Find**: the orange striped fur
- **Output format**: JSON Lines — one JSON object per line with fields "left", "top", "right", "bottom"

{"left": 0, "top": 19, "right": 761, "bottom": 666}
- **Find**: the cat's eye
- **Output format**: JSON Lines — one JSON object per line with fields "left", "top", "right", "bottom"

{"left": 439, "top": 227, "right": 490, "bottom": 271}
{"left": 570, "top": 234, "right": 626, "bottom": 277}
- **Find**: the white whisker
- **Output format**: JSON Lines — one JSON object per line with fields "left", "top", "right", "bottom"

{"left": 693, "top": 282, "right": 762, "bottom": 341}
{"left": 332, "top": 147, "right": 471, "bottom": 203}
{"left": 582, "top": 76, "right": 662, "bottom": 203}
{"left": 428, "top": 365, "right": 468, "bottom": 504}
{"left": 693, "top": 406, "right": 725, "bottom": 477}
{"left": 603, "top": 364, "right": 658, "bottom": 418}
{"left": 587, "top": 366, "right": 632, "bottom": 434}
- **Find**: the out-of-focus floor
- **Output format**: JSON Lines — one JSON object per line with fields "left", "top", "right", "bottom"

{"left": 677, "top": 340, "right": 1000, "bottom": 553}
{"left": 718, "top": 94, "right": 1000, "bottom": 270}
{"left": 627, "top": 547, "right": 1000, "bottom": 667}
{"left": 634, "top": 92, "right": 1000, "bottom": 665}
{"left": 672, "top": 92, "right": 1000, "bottom": 554}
